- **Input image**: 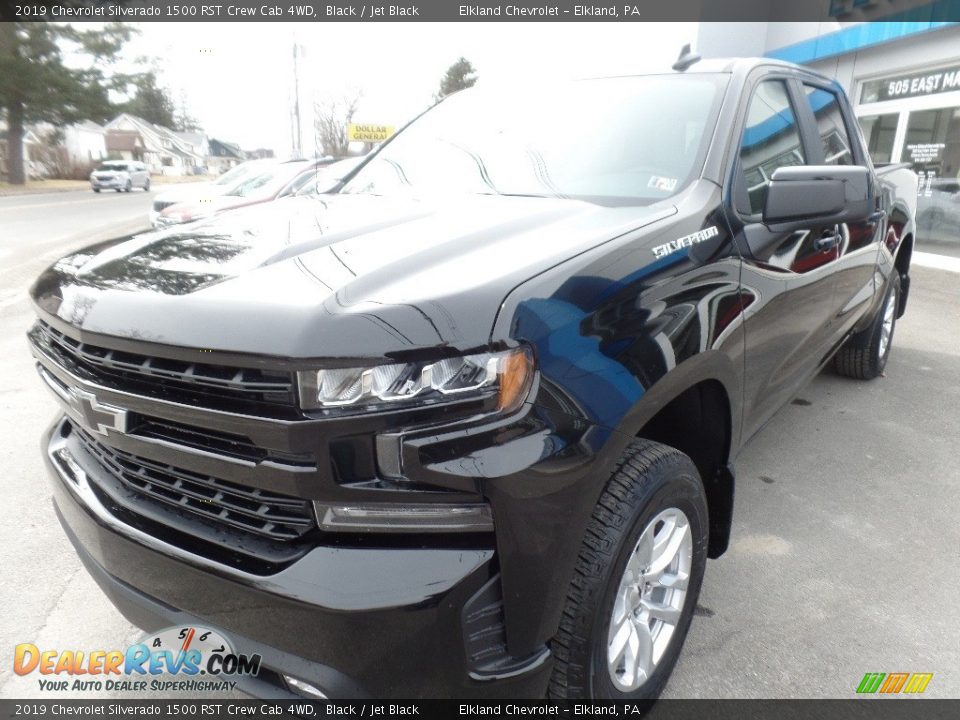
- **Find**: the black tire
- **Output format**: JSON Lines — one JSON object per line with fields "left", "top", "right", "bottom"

{"left": 93, "top": 188, "right": 100, "bottom": 193}
{"left": 124, "top": 180, "right": 132, "bottom": 193}
{"left": 833, "top": 273, "right": 900, "bottom": 380}
{"left": 114, "top": 188, "right": 122, "bottom": 193}
{"left": 549, "top": 439, "right": 709, "bottom": 700}
{"left": 144, "top": 178, "right": 151, "bottom": 191}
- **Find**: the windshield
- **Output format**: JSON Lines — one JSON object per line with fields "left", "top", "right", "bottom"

{"left": 342, "top": 74, "right": 728, "bottom": 205}
{"left": 214, "top": 161, "right": 271, "bottom": 186}
{"left": 295, "top": 158, "right": 365, "bottom": 196}
{"left": 97, "top": 162, "right": 128, "bottom": 172}
{"left": 224, "top": 163, "right": 311, "bottom": 198}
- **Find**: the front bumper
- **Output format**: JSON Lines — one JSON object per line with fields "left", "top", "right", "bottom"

{"left": 42, "top": 417, "right": 554, "bottom": 699}
{"left": 91, "top": 177, "right": 126, "bottom": 189}
{"left": 153, "top": 214, "right": 189, "bottom": 227}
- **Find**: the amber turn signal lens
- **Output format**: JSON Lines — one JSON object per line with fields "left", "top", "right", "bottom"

{"left": 497, "top": 348, "right": 534, "bottom": 412}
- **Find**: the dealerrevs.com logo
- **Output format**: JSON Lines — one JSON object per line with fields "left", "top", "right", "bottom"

{"left": 14, "top": 626, "right": 261, "bottom": 693}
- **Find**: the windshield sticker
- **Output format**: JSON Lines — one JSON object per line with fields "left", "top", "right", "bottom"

{"left": 648, "top": 175, "right": 679, "bottom": 192}
{"left": 652, "top": 226, "right": 720, "bottom": 259}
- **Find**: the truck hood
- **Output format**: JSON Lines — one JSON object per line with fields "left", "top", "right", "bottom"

{"left": 31, "top": 194, "right": 675, "bottom": 358}
{"left": 153, "top": 181, "right": 220, "bottom": 204}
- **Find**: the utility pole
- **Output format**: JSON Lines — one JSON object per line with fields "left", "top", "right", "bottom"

{"left": 292, "top": 42, "right": 303, "bottom": 159}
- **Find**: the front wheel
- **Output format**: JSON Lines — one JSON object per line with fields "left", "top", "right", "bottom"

{"left": 833, "top": 273, "right": 900, "bottom": 380}
{"left": 143, "top": 178, "right": 151, "bottom": 191}
{"left": 549, "top": 439, "right": 708, "bottom": 700}
{"left": 92, "top": 188, "right": 100, "bottom": 193}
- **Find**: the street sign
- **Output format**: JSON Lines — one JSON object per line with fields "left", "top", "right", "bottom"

{"left": 348, "top": 124, "right": 395, "bottom": 143}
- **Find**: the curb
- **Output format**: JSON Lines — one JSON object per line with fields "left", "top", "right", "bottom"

{"left": 0, "top": 185, "right": 89, "bottom": 197}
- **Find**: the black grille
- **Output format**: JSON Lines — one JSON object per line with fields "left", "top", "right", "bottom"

{"left": 133, "top": 418, "right": 314, "bottom": 467}
{"left": 30, "top": 321, "right": 297, "bottom": 413}
{"left": 74, "top": 426, "right": 317, "bottom": 542}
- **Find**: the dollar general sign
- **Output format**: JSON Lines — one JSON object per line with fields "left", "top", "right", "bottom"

{"left": 348, "top": 124, "right": 395, "bottom": 143}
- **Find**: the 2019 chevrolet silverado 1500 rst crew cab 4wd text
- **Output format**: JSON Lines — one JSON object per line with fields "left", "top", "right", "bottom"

{"left": 29, "top": 57, "right": 917, "bottom": 700}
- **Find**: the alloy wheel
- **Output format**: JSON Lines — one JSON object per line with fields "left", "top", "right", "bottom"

{"left": 606, "top": 507, "right": 692, "bottom": 692}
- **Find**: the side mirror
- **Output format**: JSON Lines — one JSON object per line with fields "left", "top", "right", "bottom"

{"left": 763, "top": 165, "right": 872, "bottom": 227}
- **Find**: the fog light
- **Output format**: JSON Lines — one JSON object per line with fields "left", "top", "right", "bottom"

{"left": 314, "top": 502, "right": 494, "bottom": 533}
{"left": 283, "top": 675, "right": 327, "bottom": 699}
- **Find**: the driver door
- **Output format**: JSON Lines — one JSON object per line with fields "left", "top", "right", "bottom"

{"left": 727, "top": 76, "right": 844, "bottom": 442}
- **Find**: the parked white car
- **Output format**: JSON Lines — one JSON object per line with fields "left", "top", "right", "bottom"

{"left": 149, "top": 160, "right": 274, "bottom": 227}
{"left": 90, "top": 161, "right": 151, "bottom": 193}
{"left": 289, "top": 157, "right": 366, "bottom": 196}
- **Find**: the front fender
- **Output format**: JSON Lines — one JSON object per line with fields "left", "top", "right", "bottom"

{"left": 484, "top": 191, "right": 746, "bottom": 655}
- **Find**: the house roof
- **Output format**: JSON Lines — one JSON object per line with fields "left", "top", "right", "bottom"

{"left": 209, "top": 138, "right": 244, "bottom": 159}
{"left": 73, "top": 120, "right": 105, "bottom": 133}
{"left": 105, "top": 131, "right": 144, "bottom": 152}
{"left": 106, "top": 114, "right": 205, "bottom": 160}
{"left": 0, "top": 129, "right": 42, "bottom": 145}
{"left": 175, "top": 131, "right": 206, "bottom": 147}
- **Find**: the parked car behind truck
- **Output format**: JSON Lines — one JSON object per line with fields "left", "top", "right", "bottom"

{"left": 155, "top": 158, "right": 332, "bottom": 226}
{"left": 29, "top": 57, "right": 916, "bottom": 700}
{"left": 149, "top": 159, "right": 275, "bottom": 227}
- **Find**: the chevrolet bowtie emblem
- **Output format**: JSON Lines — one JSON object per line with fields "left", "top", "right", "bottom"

{"left": 69, "top": 387, "right": 129, "bottom": 436}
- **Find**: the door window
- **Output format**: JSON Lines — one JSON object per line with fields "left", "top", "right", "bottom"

{"left": 803, "top": 85, "right": 855, "bottom": 165}
{"left": 739, "top": 80, "right": 806, "bottom": 215}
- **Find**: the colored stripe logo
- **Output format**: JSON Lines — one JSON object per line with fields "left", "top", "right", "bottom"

{"left": 857, "top": 672, "right": 933, "bottom": 694}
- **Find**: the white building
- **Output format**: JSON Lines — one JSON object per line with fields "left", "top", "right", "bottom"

{"left": 0, "top": 125, "right": 43, "bottom": 180}
{"left": 697, "top": 6, "right": 960, "bottom": 255}
{"left": 61, "top": 120, "right": 107, "bottom": 166}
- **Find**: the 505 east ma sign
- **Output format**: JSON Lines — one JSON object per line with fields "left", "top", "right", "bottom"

{"left": 861, "top": 65, "right": 960, "bottom": 103}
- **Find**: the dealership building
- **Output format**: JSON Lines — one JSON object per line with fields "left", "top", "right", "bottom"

{"left": 698, "top": 3, "right": 960, "bottom": 254}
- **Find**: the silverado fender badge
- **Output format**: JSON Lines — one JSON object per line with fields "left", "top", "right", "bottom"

{"left": 653, "top": 225, "right": 720, "bottom": 259}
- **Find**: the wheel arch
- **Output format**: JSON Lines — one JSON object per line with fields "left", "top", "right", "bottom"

{"left": 629, "top": 374, "right": 736, "bottom": 559}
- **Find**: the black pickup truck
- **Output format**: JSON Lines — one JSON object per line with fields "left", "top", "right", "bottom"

{"left": 29, "top": 57, "right": 917, "bottom": 700}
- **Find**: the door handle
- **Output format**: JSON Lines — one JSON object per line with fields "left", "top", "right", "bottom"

{"left": 814, "top": 227, "right": 841, "bottom": 252}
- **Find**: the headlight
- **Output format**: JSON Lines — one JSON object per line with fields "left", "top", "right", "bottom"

{"left": 297, "top": 347, "right": 534, "bottom": 414}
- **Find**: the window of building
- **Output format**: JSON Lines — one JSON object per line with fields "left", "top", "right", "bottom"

{"left": 904, "top": 107, "right": 960, "bottom": 247}
{"left": 739, "top": 80, "right": 806, "bottom": 215}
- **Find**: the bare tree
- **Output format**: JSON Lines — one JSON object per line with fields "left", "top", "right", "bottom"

{"left": 313, "top": 91, "right": 361, "bottom": 158}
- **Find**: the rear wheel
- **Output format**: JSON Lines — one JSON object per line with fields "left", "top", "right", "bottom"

{"left": 549, "top": 439, "right": 708, "bottom": 700}
{"left": 92, "top": 188, "right": 100, "bottom": 193}
{"left": 143, "top": 178, "right": 151, "bottom": 191}
{"left": 124, "top": 180, "right": 132, "bottom": 192}
{"left": 833, "top": 273, "right": 900, "bottom": 380}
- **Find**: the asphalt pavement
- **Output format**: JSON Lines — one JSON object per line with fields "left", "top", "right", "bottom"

{"left": 0, "top": 191, "right": 957, "bottom": 699}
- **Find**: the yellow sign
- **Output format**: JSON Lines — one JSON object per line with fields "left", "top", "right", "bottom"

{"left": 348, "top": 124, "right": 395, "bottom": 143}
